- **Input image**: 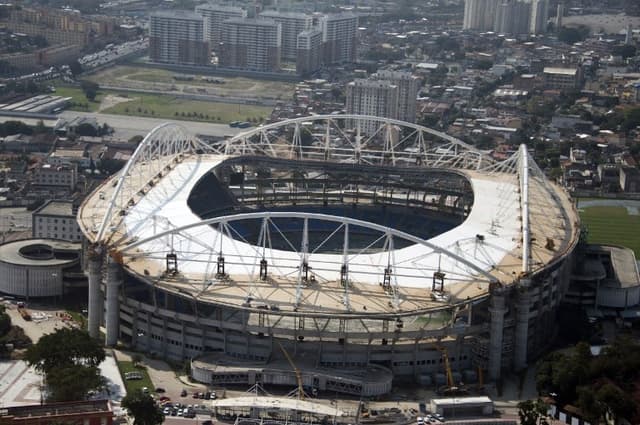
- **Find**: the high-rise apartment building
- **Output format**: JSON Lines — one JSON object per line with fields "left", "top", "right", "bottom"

{"left": 463, "top": 0, "right": 500, "bottom": 31}
{"left": 259, "top": 11, "right": 313, "bottom": 62}
{"left": 220, "top": 18, "right": 281, "bottom": 72}
{"left": 296, "top": 28, "right": 323, "bottom": 76}
{"left": 346, "top": 79, "right": 399, "bottom": 134}
{"left": 373, "top": 70, "right": 420, "bottom": 124}
{"left": 149, "top": 10, "right": 210, "bottom": 65}
{"left": 555, "top": 3, "right": 564, "bottom": 29}
{"left": 494, "top": 0, "right": 532, "bottom": 35}
{"left": 529, "top": 0, "right": 549, "bottom": 34}
{"left": 464, "top": 0, "right": 548, "bottom": 35}
{"left": 320, "top": 13, "right": 358, "bottom": 65}
{"left": 195, "top": 4, "right": 247, "bottom": 51}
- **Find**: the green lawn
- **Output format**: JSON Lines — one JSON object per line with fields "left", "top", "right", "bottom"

{"left": 102, "top": 92, "right": 271, "bottom": 123}
{"left": 53, "top": 85, "right": 102, "bottom": 112}
{"left": 117, "top": 360, "right": 155, "bottom": 394}
{"left": 54, "top": 83, "right": 272, "bottom": 123}
{"left": 579, "top": 206, "right": 640, "bottom": 256}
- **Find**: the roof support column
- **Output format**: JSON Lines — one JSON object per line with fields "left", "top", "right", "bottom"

{"left": 105, "top": 255, "right": 123, "bottom": 347}
{"left": 87, "top": 246, "right": 103, "bottom": 339}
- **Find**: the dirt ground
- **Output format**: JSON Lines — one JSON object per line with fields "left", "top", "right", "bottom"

{"left": 98, "top": 94, "right": 135, "bottom": 112}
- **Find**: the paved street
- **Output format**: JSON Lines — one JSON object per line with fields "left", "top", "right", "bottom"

{"left": 59, "top": 111, "right": 246, "bottom": 139}
{"left": 0, "top": 112, "right": 246, "bottom": 140}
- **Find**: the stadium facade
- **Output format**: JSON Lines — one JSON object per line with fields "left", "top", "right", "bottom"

{"left": 78, "top": 116, "right": 579, "bottom": 395}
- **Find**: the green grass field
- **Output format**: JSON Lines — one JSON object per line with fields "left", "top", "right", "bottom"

{"left": 54, "top": 83, "right": 271, "bottom": 123}
{"left": 117, "top": 360, "right": 154, "bottom": 394}
{"left": 54, "top": 85, "right": 102, "bottom": 112}
{"left": 579, "top": 206, "right": 640, "bottom": 256}
{"left": 102, "top": 92, "right": 271, "bottom": 123}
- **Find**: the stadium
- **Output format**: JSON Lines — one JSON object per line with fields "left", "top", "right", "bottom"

{"left": 78, "top": 115, "right": 580, "bottom": 396}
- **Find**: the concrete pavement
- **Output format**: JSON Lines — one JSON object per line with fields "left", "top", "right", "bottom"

{"left": 59, "top": 111, "right": 246, "bottom": 140}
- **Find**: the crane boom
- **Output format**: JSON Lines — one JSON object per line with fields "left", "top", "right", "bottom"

{"left": 277, "top": 341, "right": 305, "bottom": 400}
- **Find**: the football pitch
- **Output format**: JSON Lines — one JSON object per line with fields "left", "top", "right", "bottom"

{"left": 578, "top": 203, "right": 640, "bottom": 257}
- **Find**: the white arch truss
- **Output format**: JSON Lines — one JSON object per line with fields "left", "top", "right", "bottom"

{"left": 97, "top": 123, "right": 219, "bottom": 242}
{"left": 225, "top": 115, "right": 494, "bottom": 170}
{"left": 121, "top": 211, "right": 498, "bottom": 311}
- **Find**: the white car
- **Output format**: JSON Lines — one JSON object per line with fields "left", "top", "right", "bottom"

{"left": 417, "top": 417, "right": 425, "bottom": 424}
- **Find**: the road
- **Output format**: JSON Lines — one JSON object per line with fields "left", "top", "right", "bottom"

{"left": 59, "top": 111, "right": 246, "bottom": 139}
{"left": 0, "top": 111, "right": 248, "bottom": 140}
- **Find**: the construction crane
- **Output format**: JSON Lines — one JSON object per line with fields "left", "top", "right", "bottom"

{"left": 277, "top": 341, "right": 305, "bottom": 400}
{"left": 435, "top": 344, "right": 468, "bottom": 396}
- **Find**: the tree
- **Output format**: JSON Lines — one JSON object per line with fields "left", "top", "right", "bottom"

{"left": 80, "top": 80, "right": 99, "bottom": 102}
{"left": 612, "top": 44, "right": 636, "bottom": 60}
{"left": 68, "top": 60, "right": 83, "bottom": 76}
{"left": 596, "top": 383, "right": 636, "bottom": 421}
{"left": 25, "top": 328, "right": 105, "bottom": 402}
{"left": 0, "top": 305, "right": 11, "bottom": 336}
{"left": 47, "top": 365, "right": 102, "bottom": 402}
{"left": 518, "top": 399, "right": 550, "bottom": 425}
{"left": 558, "top": 26, "right": 589, "bottom": 44}
{"left": 25, "top": 328, "right": 105, "bottom": 375}
{"left": 122, "top": 390, "right": 164, "bottom": 425}
{"left": 131, "top": 353, "right": 142, "bottom": 367}
{"left": 75, "top": 123, "right": 98, "bottom": 137}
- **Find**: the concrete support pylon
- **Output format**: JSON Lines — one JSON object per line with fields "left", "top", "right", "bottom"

{"left": 105, "top": 255, "right": 123, "bottom": 347}
{"left": 87, "top": 246, "right": 103, "bottom": 339}
{"left": 488, "top": 287, "right": 507, "bottom": 381}
{"left": 514, "top": 279, "right": 531, "bottom": 371}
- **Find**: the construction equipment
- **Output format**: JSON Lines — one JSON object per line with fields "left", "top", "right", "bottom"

{"left": 435, "top": 344, "right": 467, "bottom": 396}
{"left": 277, "top": 341, "right": 306, "bottom": 400}
{"left": 17, "top": 302, "right": 31, "bottom": 321}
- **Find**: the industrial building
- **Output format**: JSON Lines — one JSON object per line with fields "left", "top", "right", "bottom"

{"left": 78, "top": 116, "right": 580, "bottom": 395}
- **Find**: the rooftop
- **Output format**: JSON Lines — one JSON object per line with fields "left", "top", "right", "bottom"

{"left": 543, "top": 67, "right": 578, "bottom": 76}
{"left": 33, "top": 200, "right": 74, "bottom": 217}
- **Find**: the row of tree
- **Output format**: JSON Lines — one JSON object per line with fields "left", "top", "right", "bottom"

{"left": 535, "top": 338, "right": 639, "bottom": 423}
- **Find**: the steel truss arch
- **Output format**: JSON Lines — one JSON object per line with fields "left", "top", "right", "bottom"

{"left": 97, "top": 122, "right": 218, "bottom": 243}
{"left": 121, "top": 211, "right": 498, "bottom": 313}
{"left": 224, "top": 115, "right": 494, "bottom": 170}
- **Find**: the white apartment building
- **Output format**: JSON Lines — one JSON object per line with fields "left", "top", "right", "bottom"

{"left": 529, "top": 0, "right": 549, "bottom": 34}
{"left": 346, "top": 79, "right": 399, "bottom": 134}
{"left": 464, "top": 0, "right": 548, "bottom": 35}
{"left": 149, "top": 10, "right": 210, "bottom": 65}
{"left": 296, "top": 28, "right": 323, "bottom": 76}
{"left": 259, "top": 11, "right": 312, "bottom": 62}
{"left": 463, "top": 0, "right": 499, "bottom": 31}
{"left": 374, "top": 70, "right": 420, "bottom": 123}
{"left": 494, "top": 0, "right": 532, "bottom": 35}
{"left": 220, "top": 18, "right": 281, "bottom": 72}
{"left": 195, "top": 4, "right": 247, "bottom": 50}
{"left": 320, "top": 13, "right": 358, "bottom": 64}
